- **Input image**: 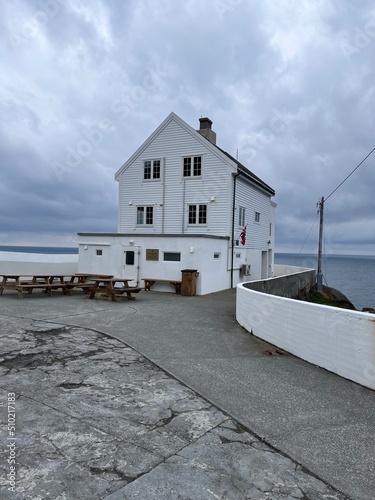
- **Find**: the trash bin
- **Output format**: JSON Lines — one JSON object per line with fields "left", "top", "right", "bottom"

{"left": 181, "top": 269, "right": 199, "bottom": 296}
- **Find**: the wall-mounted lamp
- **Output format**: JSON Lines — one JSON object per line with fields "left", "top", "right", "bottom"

{"left": 129, "top": 201, "right": 133, "bottom": 205}
{"left": 84, "top": 245, "right": 88, "bottom": 250}
{"left": 129, "top": 240, "right": 134, "bottom": 246}
{"left": 210, "top": 196, "right": 216, "bottom": 202}
{"left": 190, "top": 247, "right": 194, "bottom": 253}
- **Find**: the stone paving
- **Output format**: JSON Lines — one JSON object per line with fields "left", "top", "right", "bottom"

{"left": 0, "top": 316, "right": 348, "bottom": 499}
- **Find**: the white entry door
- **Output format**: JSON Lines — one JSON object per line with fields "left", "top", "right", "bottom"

{"left": 122, "top": 246, "right": 140, "bottom": 285}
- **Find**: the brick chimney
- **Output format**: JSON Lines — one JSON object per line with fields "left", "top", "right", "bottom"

{"left": 197, "top": 117, "right": 216, "bottom": 145}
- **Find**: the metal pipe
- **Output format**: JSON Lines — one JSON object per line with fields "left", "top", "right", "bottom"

{"left": 231, "top": 173, "right": 240, "bottom": 288}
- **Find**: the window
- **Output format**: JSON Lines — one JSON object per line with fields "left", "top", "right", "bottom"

{"left": 188, "top": 204, "right": 207, "bottom": 225}
{"left": 143, "top": 160, "right": 161, "bottom": 180}
{"left": 214, "top": 252, "right": 221, "bottom": 259}
{"left": 269, "top": 223, "right": 272, "bottom": 236}
{"left": 125, "top": 251, "right": 135, "bottom": 265}
{"left": 255, "top": 211, "right": 260, "bottom": 223}
{"left": 183, "top": 156, "right": 202, "bottom": 177}
{"left": 96, "top": 249, "right": 103, "bottom": 256}
{"left": 239, "top": 206, "right": 246, "bottom": 227}
{"left": 164, "top": 252, "right": 181, "bottom": 262}
{"left": 137, "top": 206, "right": 153, "bottom": 225}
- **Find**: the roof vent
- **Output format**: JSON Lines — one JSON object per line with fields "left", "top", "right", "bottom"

{"left": 197, "top": 117, "right": 216, "bottom": 145}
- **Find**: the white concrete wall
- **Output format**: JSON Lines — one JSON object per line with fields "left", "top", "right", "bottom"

{"left": 236, "top": 282, "right": 375, "bottom": 391}
{"left": 0, "top": 252, "right": 78, "bottom": 275}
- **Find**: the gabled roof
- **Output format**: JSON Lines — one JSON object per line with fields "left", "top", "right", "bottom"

{"left": 214, "top": 145, "right": 275, "bottom": 196}
{"left": 115, "top": 112, "right": 275, "bottom": 196}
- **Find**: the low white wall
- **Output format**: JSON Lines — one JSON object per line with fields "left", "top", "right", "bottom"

{"left": 236, "top": 282, "right": 375, "bottom": 390}
{"left": 274, "top": 264, "right": 311, "bottom": 276}
{"left": 0, "top": 252, "right": 78, "bottom": 275}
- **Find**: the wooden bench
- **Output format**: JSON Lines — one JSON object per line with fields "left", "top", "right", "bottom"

{"left": 5, "top": 283, "right": 70, "bottom": 298}
{"left": 142, "top": 279, "right": 182, "bottom": 294}
{"left": 111, "top": 286, "right": 143, "bottom": 301}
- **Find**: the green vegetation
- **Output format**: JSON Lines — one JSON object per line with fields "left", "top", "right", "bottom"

{"left": 309, "top": 287, "right": 356, "bottom": 310}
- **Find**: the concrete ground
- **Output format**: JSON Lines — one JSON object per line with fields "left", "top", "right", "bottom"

{"left": 0, "top": 288, "right": 373, "bottom": 499}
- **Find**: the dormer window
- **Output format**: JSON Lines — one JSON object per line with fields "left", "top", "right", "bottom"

{"left": 144, "top": 160, "right": 161, "bottom": 180}
{"left": 183, "top": 156, "right": 202, "bottom": 177}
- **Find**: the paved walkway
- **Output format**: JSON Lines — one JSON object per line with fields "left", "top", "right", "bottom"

{"left": 0, "top": 289, "right": 374, "bottom": 499}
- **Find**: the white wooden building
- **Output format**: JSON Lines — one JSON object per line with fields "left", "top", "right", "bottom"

{"left": 78, "top": 112, "right": 276, "bottom": 294}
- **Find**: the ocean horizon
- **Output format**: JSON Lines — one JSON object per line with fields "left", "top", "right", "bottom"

{"left": 0, "top": 245, "right": 79, "bottom": 254}
{"left": 275, "top": 252, "right": 375, "bottom": 311}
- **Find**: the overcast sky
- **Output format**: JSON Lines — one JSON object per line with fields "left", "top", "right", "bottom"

{"left": 1, "top": 0, "right": 374, "bottom": 254}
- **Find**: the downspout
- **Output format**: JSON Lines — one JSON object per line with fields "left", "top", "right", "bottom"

{"left": 182, "top": 178, "right": 186, "bottom": 234}
{"left": 231, "top": 172, "right": 240, "bottom": 288}
{"left": 162, "top": 157, "right": 166, "bottom": 234}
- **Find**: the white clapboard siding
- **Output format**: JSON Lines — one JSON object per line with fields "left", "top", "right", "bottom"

{"left": 118, "top": 116, "right": 233, "bottom": 235}
{"left": 235, "top": 177, "right": 271, "bottom": 249}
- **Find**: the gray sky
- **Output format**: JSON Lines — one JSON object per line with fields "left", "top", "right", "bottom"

{"left": 1, "top": 0, "right": 374, "bottom": 254}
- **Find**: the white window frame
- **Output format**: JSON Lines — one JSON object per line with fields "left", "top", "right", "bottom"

{"left": 182, "top": 156, "right": 202, "bottom": 178}
{"left": 188, "top": 204, "right": 207, "bottom": 225}
{"left": 143, "top": 159, "right": 161, "bottom": 181}
{"left": 239, "top": 206, "right": 246, "bottom": 227}
{"left": 136, "top": 206, "right": 154, "bottom": 226}
{"left": 255, "top": 211, "right": 260, "bottom": 223}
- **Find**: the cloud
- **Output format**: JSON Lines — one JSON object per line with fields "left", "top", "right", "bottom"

{"left": 0, "top": 0, "right": 374, "bottom": 255}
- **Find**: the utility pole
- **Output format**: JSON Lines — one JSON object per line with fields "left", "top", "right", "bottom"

{"left": 317, "top": 196, "right": 324, "bottom": 291}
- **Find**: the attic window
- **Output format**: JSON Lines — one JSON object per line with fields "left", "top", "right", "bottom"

{"left": 144, "top": 160, "right": 161, "bottom": 180}
{"left": 183, "top": 156, "right": 202, "bottom": 177}
{"left": 255, "top": 211, "right": 260, "bottom": 223}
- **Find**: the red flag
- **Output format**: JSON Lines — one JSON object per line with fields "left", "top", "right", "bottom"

{"left": 240, "top": 225, "right": 247, "bottom": 245}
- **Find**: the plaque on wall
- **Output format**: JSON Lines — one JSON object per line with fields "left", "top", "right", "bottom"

{"left": 146, "top": 249, "right": 159, "bottom": 261}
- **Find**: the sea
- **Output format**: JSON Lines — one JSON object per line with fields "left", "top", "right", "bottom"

{"left": 0, "top": 246, "right": 373, "bottom": 311}
{"left": 275, "top": 252, "right": 375, "bottom": 311}
{"left": 0, "top": 245, "right": 78, "bottom": 255}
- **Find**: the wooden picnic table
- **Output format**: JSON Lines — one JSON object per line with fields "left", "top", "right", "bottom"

{"left": 0, "top": 274, "right": 71, "bottom": 298}
{"left": 87, "top": 278, "right": 142, "bottom": 301}
{"left": 65, "top": 274, "right": 114, "bottom": 292}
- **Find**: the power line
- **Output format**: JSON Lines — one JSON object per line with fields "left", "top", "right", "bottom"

{"left": 294, "top": 212, "right": 319, "bottom": 263}
{"left": 325, "top": 147, "right": 375, "bottom": 202}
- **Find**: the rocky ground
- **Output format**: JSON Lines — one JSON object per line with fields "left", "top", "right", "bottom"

{"left": 0, "top": 317, "right": 348, "bottom": 500}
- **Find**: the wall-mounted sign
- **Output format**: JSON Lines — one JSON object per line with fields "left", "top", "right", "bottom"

{"left": 146, "top": 249, "right": 159, "bottom": 261}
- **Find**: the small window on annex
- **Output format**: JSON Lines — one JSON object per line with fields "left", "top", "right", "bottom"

{"left": 125, "top": 251, "right": 135, "bottom": 265}
{"left": 214, "top": 252, "right": 221, "bottom": 259}
{"left": 163, "top": 252, "right": 181, "bottom": 262}
{"left": 96, "top": 249, "right": 103, "bottom": 256}
{"left": 255, "top": 211, "right": 260, "bottom": 223}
